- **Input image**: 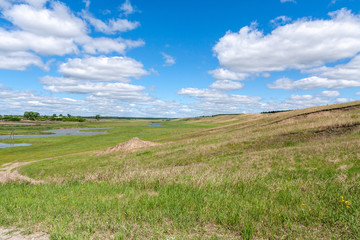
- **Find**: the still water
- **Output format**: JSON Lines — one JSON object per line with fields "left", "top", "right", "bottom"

{"left": 0, "top": 128, "right": 109, "bottom": 149}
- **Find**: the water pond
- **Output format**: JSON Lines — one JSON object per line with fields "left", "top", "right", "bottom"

{"left": 0, "top": 128, "right": 110, "bottom": 149}
{"left": 0, "top": 124, "right": 163, "bottom": 149}
{"left": 149, "top": 123, "right": 162, "bottom": 127}
{"left": 0, "top": 128, "right": 109, "bottom": 140}
{"left": 0, "top": 143, "right": 32, "bottom": 149}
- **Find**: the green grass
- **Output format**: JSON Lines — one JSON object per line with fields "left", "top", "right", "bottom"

{"left": 0, "top": 101, "right": 360, "bottom": 239}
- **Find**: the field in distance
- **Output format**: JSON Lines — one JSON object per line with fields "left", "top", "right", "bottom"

{"left": 0, "top": 101, "right": 359, "bottom": 239}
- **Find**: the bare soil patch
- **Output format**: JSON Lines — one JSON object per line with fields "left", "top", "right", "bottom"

{"left": 0, "top": 227, "right": 49, "bottom": 240}
{"left": 98, "top": 137, "right": 161, "bottom": 155}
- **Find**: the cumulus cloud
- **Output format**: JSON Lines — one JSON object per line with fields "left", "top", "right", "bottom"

{"left": 161, "top": 52, "right": 175, "bottom": 66}
{"left": 0, "top": 51, "right": 45, "bottom": 70}
{"left": 335, "top": 97, "right": 352, "bottom": 103}
{"left": 0, "top": 0, "right": 10, "bottom": 9}
{"left": 81, "top": 10, "right": 140, "bottom": 34}
{"left": 317, "top": 90, "right": 341, "bottom": 97}
{"left": 41, "top": 77, "right": 152, "bottom": 103}
{"left": 0, "top": 28, "right": 78, "bottom": 55}
{"left": 268, "top": 55, "right": 360, "bottom": 90}
{"left": 209, "top": 80, "right": 244, "bottom": 91}
{"left": 178, "top": 88, "right": 261, "bottom": 104}
{"left": 23, "top": 0, "right": 48, "bottom": 8}
{"left": 209, "top": 68, "right": 248, "bottom": 81}
{"left": 0, "top": 84, "right": 187, "bottom": 117}
{"left": 268, "top": 76, "right": 360, "bottom": 90}
{"left": 0, "top": 0, "right": 144, "bottom": 70}
{"left": 305, "top": 55, "right": 360, "bottom": 81}
{"left": 58, "top": 56, "right": 148, "bottom": 82}
{"left": 262, "top": 95, "right": 330, "bottom": 112}
{"left": 214, "top": 8, "right": 360, "bottom": 73}
{"left": 270, "top": 16, "right": 292, "bottom": 26}
{"left": 83, "top": 0, "right": 90, "bottom": 10}
{"left": 178, "top": 88, "right": 263, "bottom": 115}
{"left": 78, "top": 36, "right": 144, "bottom": 55}
{"left": 120, "top": 0, "right": 136, "bottom": 16}
{"left": 38, "top": 56, "right": 152, "bottom": 104}
{"left": 3, "top": 2, "right": 86, "bottom": 38}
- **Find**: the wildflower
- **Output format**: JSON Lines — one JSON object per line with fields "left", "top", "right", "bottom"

{"left": 82, "top": 188, "right": 85, "bottom": 191}
{"left": 346, "top": 206, "right": 350, "bottom": 208}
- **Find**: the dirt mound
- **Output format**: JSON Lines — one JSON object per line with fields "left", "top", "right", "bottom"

{"left": 98, "top": 137, "right": 161, "bottom": 155}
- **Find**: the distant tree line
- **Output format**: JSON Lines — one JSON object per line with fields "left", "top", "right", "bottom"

{"left": 261, "top": 110, "right": 292, "bottom": 114}
{"left": 0, "top": 112, "right": 85, "bottom": 122}
{"left": 0, "top": 115, "right": 21, "bottom": 121}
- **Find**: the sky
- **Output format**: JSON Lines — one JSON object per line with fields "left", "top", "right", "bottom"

{"left": 0, "top": 0, "right": 360, "bottom": 117}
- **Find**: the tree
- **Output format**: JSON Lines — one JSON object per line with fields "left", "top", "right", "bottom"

{"left": 23, "top": 111, "right": 40, "bottom": 120}
{"left": 95, "top": 114, "right": 100, "bottom": 121}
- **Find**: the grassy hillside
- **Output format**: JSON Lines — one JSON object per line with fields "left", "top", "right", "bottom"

{"left": 0, "top": 101, "right": 359, "bottom": 239}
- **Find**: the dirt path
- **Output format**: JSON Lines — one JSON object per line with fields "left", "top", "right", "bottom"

{"left": 0, "top": 150, "right": 97, "bottom": 185}
{"left": 0, "top": 227, "right": 49, "bottom": 240}
{"left": 0, "top": 161, "right": 44, "bottom": 184}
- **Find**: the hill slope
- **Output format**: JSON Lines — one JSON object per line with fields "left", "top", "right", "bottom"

{"left": 1, "top": 101, "right": 359, "bottom": 239}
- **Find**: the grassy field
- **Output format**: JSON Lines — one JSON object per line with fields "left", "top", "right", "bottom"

{"left": 0, "top": 101, "right": 359, "bottom": 239}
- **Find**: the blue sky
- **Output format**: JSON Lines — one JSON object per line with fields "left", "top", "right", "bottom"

{"left": 0, "top": 0, "right": 359, "bottom": 117}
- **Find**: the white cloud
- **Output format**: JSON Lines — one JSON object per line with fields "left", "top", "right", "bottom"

{"left": 317, "top": 90, "right": 340, "bottom": 97}
{"left": 0, "top": 51, "right": 45, "bottom": 70}
{"left": 0, "top": 0, "right": 144, "bottom": 70}
{"left": 209, "top": 80, "right": 244, "bottom": 91}
{"left": 178, "top": 88, "right": 262, "bottom": 115}
{"left": 270, "top": 16, "right": 292, "bottom": 26}
{"left": 263, "top": 95, "right": 329, "bottom": 111}
{"left": 0, "top": 0, "right": 10, "bottom": 9}
{"left": 335, "top": 97, "right": 352, "bottom": 103}
{"left": 58, "top": 56, "right": 149, "bottom": 82}
{"left": 268, "top": 76, "right": 360, "bottom": 90}
{"left": 23, "top": 0, "right": 48, "bottom": 8}
{"left": 0, "top": 28, "right": 78, "bottom": 55}
{"left": 306, "top": 55, "right": 360, "bottom": 81}
{"left": 81, "top": 10, "right": 140, "bottom": 34}
{"left": 280, "top": 0, "right": 296, "bottom": 3}
{"left": 268, "top": 54, "right": 360, "bottom": 90}
{"left": 178, "top": 88, "right": 261, "bottom": 104}
{"left": 78, "top": 36, "right": 144, "bottom": 55}
{"left": 356, "top": 92, "right": 360, "bottom": 96}
{"left": 3, "top": 2, "right": 86, "bottom": 38}
{"left": 161, "top": 52, "right": 175, "bottom": 66}
{"left": 0, "top": 84, "right": 186, "bottom": 117}
{"left": 41, "top": 77, "right": 152, "bottom": 103}
{"left": 83, "top": 0, "right": 90, "bottom": 9}
{"left": 209, "top": 68, "right": 248, "bottom": 81}
{"left": 120, "top": 0, "right": 136, "bottom": 16}
{"left": 283, "top": 95, "right": 329, "bottom": 107}
{"left": 214, "top": 9, "right": 360, "bottom": 73}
